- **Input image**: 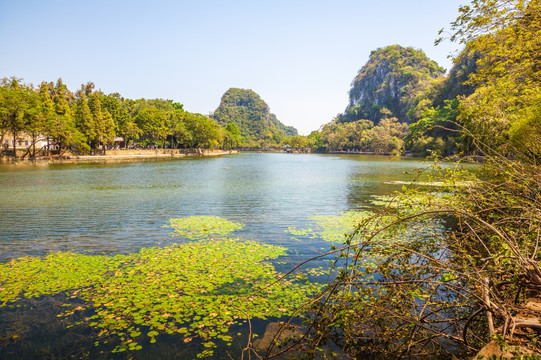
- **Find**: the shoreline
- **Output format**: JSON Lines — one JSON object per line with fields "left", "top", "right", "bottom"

{"left": 0, "top": 149, "right": 239, "bottom": 164}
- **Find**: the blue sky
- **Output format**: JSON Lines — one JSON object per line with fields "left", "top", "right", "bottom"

{"left": 0, "top": 0, "right": 466, "bottom": 134}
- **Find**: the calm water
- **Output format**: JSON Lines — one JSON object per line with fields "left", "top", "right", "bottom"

{"left": 0, "top": 153, "right": 437, "bottom": 359}
{"left": 0, "top": 153, "right": 431, "bottom": 262}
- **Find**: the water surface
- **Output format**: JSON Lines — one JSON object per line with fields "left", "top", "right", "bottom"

{"left": 0, "top": 153, "right": 440, "bottom": 359}
{"left": 0, "top": 153, "right": 431, "bottom": 262}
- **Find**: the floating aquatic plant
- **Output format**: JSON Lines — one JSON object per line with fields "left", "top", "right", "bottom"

{"left": 286, "top": 210, "right": 445, "bottom": 260}
{"left": 287, "top": 210, "right": 374, "bottom": 243}
{"left": 0, "top": 217, "right": 317, "bottom": 358}
{"left": 166, "top": 216, "right": 244, "bottom": 240}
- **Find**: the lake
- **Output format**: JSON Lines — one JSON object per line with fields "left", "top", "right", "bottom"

{"left": 0, "top": 153, "right": 431, "bottom": 262}
{"left": 0, "top": 153, "right": 438, "bottom": 359}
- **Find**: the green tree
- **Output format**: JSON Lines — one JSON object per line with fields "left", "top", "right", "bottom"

{"left": 37, "top": 82, "right": 57, "bottom": 156}
{"left": 306, "top": 130, "right": 324, "bottom": 151}
{"left": 223, "top": 122, "right": 242, "bottom": 149}
{"left": 74, "top": 91, "right": 95, "bottom": 151}
{"left": 88, "top": 92, "right": 105, "bottom": 153}
{"left": 186, "top": 113, "right": 223, "bottom": 149}
{"left": 320, "top": 121, "right": 350, "bottom": 151}
{"left": 0, "top": 89, "right": 8, "bottom": 148}
{"left": 407, "top": 99, "right": 459, "bottom": 156}
{"left": 51, "top": 79, "right": 85, "bottom": 154}
{"left": 21, "top": 87, "right": 46, "bottom": 158}
{"left": 365, "top": 117, "right": 409, "bottom": 154}
{"left": 0, "top": 78, "right": 48, "bottom": 158}
{"left": 165, "top": 108, "right": 188, "bottom": 148}
{"left": 320, "top": 119, "right": 374, "bottom": 152}
{"left": 285, "top": 135, "right": 309, "bottom": 151}
{"left": 134, "top": 107, "right": 168, "bottom": 147}
{"left": 100, "top": 93, "right": 132, "bottom": 147}
{"left": 0, "top": 78, "right": 26, "bottom": 157}
{"left": 102, "top": 108, "right": 116, "bottom": 151}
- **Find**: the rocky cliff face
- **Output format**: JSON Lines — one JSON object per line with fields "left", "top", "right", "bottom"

{"left": 213, "top": 88, "right": 297, "bottom": 141}
{"left": 342, "top": 45, "right": 444, "bottom": 124}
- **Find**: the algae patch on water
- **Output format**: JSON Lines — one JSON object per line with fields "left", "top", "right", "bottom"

{"left": 166, "top": 215, "right": 244, "bottom": 240}
{"left": 0, "top": 216, "right": 315, "bottom": 358}
{"left": 287, "top": 210, "right": 375, "bottom": 243}
{"left": 286, "top": 209, "right": 445, "bottom": 262}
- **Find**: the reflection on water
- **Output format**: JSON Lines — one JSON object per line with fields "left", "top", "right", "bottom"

{"left": 0, "top": 153, "right": 432, "bottom": 262}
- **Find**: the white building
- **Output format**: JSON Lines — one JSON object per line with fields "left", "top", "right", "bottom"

{"left": 3, "top": 133, "right": 48, "bottom": 150}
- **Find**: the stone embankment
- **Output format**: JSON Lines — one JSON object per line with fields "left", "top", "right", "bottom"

{"left": 73, "top": 149, "right": 238, "bottom": 161}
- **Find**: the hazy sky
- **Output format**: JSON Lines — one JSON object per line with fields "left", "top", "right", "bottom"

{"left": 0, "top": 0, "right": 466, "bottom": 134}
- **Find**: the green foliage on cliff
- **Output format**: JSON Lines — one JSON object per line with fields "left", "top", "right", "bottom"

{"left": 340, "top": 45, "right": 444, "bottom": 125}
{"left": 320, "top": 0, "right": 541, "bottom": 159}
{"left": 315, "top": 45, "right": 456, "bottom": 155}
{"left": 213, "top": 88, "right": 297, "bottom": 147}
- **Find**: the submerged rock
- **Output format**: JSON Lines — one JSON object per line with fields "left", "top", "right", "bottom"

{"left": 253, "top": 322, "right": 305, "bottom": 352}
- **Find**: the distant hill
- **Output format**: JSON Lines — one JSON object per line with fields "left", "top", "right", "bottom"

{"left": 340, "top": 45, "right": 444, "bottom": 124}
{"left": 213, "top": 88, "right": 297, "bottom": 144}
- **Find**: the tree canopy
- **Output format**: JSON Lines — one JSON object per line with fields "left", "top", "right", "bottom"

{"left": 0, "top": 79, "right": 236, "bottom": 156}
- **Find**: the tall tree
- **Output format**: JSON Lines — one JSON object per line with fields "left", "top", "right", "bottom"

{"left": 0, "top": 78, "right": 28, "bottom": 158}
{"left": 365, "top": 117, "right": 409, "bottom": 154}
{"left": 0, "top": 84, "right": 11, "bottom": 149}
{"left": 223, "top": 122, "right": 241, "bottom": 149}
{"left": 88, "top": 92, "right": 105, "bottom": 153}
{"left": 74, "top": 90, "right": 95, "bottom": 151}
{"left": 102, "top": 93, "right": 139, "bottom": 148}
{"left": 185, "top": 113, "right": 223, "bottom": 149}
{"left": 102, "top": 108, "right": 116, "bottom": 153}
{"left": 21, "top": 86, "right": 46, "bottom": 158}
{"left": 51, "top": 79, "right": 84, "bottom": 154}
{"left": 37, "top": 82, "right": 57, "bottom": 156}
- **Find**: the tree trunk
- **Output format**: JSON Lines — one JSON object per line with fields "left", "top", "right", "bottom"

{"left": 31, "top": 131, "right": 36, "bottom": 158}
{"left": 12, "top": 131, "right": 17, "bottom": 159}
